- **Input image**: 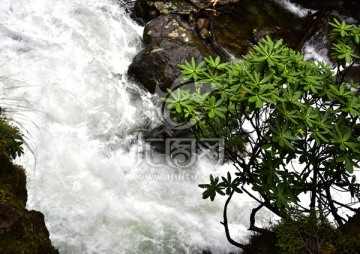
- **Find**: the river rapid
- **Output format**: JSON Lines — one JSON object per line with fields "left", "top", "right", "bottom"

{"left": 0, "top": 0, "right": 256, "bottom": 253}
{"left": 1, "top": 0, "right": 347, "bottom": 253}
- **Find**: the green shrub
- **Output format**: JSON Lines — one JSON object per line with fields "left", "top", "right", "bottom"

{"left": 0, "top": 117, "right": 24, "bottom": 160}
{"left": 162, "top": 18, "right": 360, "bottom": 249}
{"left": 275, "top": 213, "right": 336, "bottom": 254}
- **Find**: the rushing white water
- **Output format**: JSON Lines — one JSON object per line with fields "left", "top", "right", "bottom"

{"left": 4, "top": 0, "right": 356, "bottom": 252}
{"left": 0, "top": 0, "right": 257, "bottom": 253}
{"left": 272, "top": 0, "right": 315, "bottom": 17}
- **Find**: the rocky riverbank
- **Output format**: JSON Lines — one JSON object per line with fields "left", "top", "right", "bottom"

{"left": 0, "top": 155, "right": 58, "bottom": 253}
{"left": 127, "top": 0, "right": 359, "bottom": 94}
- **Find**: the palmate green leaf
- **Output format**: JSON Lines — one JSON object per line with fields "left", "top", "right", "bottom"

{"left": 270, "top": 122, "right": 298, "bottom": 150}
{"left": 249, "top": 96, "right": 258, "bottom": 103}
{"left": 261, "top": 144, "right": 272, "bottom": 150}
{"left": 162, "top": 88, "right": 194, "bottom": 114}
{"left": 249, "top": 36, "right": 287, "bottom": 67}
{"left": 345, "top": 157, "right": 355, "bottom": 173}
{"left": 255, "top": 97, "right": 263, "bottom": 108}
{"left": 259, "top": 94, "right": 276, "bottom": 104}
{"left": 199, "top": 174, "right": 226, "bottom": 201}
{"left": 330, "top": 126, "right": 357, "bottom": 151}
{"left": 315, "top": 111, "right": 332, "bottom": 133}
{"left": 220, "top": 172, "right": 242, "bottom": 195}
{"left": 0, "top": 119, "right": 24, "bottom": 160}
{"left": 203, "top": 95, "right": 228, "bottom": 119}
{"left": 178, "top": 57, "right": 206, "bottom": 81}
{"left": 300, "top": 107, "right": 318, "bottom": 127}
{"left": 329, "top": 18, "right": 354, "bottom": 37}
{"left": 277, "top": 103, "right": 299, "bottom": 124}
{"left": 341, "top": 97, "right": 360, "bottom": 116}
{"left": 332, "top": 43, "right": 357, "bottom": 64}
{"left": 311, "top": 129, "right": 330, "bottom": 143}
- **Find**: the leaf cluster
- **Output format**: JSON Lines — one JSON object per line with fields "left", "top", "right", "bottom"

{"left": 329, "top": 18, "right": 360, "bottom": 67}
{"left": 163, "top": 19, "right": 360, "bottom": 228}
{"left": 0, "top": 117, "right": 24, "bottom": 160}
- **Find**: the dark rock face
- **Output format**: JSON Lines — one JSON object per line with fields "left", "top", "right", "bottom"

{"left": 134, "top": 0, "right": 160, "bottom": 23}
{"left": 289, "top": 0, "right": 345, "bottom": 10}
{"left": 128, "top": 14, "right": 211, "bottom": 93}
{"left": 0, "top": 156, "right": 58, "bottom": 254}
{"left": 154, "top": 0, "right": 197, "bottom": 15}
{"left": 188, "top": 0, "right": 239, "bottom": 9}
{"left": 129, "top": 0, "right": 311, "bottom": 95}
{"left": 289, "top": 0, "right": 360, "bottom": 21}
{"left": 0, "top": 204, "right": 20, "bottom": 234}
{"left": 129, "top": 39, "right": 204, "bottom": 93}
{"left": 211, "top": 0, "right": 306, "bottom": 56}
{"left": 142, "top": 14, "right": 196, "bottom": 45}
{"left": 252, "top": 27, "right": 294, "bottom": 45}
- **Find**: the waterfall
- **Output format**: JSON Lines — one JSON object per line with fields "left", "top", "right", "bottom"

{"left": 3, "top": 0, "right": 348, "bottom": 252}
{"left": 0, "top": 0, "right": 256, "bottom": 253}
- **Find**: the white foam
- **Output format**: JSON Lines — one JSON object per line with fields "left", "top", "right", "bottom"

{"left": 0, "top": 0, "right": 250, "bottom": 253}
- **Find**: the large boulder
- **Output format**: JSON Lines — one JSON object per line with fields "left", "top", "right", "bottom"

{"left": 128, "top": 14, "right": 211, "bottom": 93}
{"left": 128, "top": 38, "right": 205, "bottom": 93}
{"left": 142, "top": 14, "right": 197, "bottom": 45}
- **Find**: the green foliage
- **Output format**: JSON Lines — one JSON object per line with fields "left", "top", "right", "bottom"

{"left": 275, "top": 213, "right": 336, "bottom": 254}
{"left": 0, "top": 117, "right": 24, "bottom": 160}
{"left": 163, "top": 18, "right": 360, "bottom": 227}
{"left": 329, "top": 18, "right": 360, "bottom": 67}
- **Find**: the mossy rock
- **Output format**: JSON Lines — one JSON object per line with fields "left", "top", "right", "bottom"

{"left": 0, "top": 156, "right": 27, "bottom": 209}
{"left": 0, "top": 206, "right": 59, "bottom": 254}
{"left": 0, "top": 155, "right": 58, "bottom": 254}
{"left": 154, "top": 0, "right": 197, "bottom": 15}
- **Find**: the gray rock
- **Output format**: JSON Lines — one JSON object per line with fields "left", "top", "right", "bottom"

{"left": 252, "top": 26, "right": 294, "bottom": 45}
{"left": 128, "top": 39, "right": 205, "bottom": 93}
{"left": 143, "top": 14, "right": 195, "bottom": 45}
{"left": 154, "top": 0, "right": 197, "bottom": 15}
{"left": 134, "top": 0, "right": 160, "bottom": 22}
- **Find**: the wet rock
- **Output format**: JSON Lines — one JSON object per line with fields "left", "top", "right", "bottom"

{"left": 197, "top": 18, "right": 209, "bottom": 30}
{"left": 252, "top": 26, "right": 294, "bottom": 45}
{"left": 129, "top": 0, "right": 312, "bottom": 94}
{"left": 288, "top": 0, "right": 344, "bottom": 10}
{"left": 289, "top": 0, "right": 360, "bottom": 21}
{"left": 145, "top": 124, "right": 193, "bottom": 153}
{"left": 340, "top": 65, "right": 360, "bottom": 84}
{"left": 154, "top": 0, "right": 197, "bottom": 15}
{"left": 0, "top": 156, "right": 58, "bottom": 254}
{"left": 143, "top": 14, "right": 195, "bottom": 45}
{"left": 211, "top": 0, "right": 306, "bottom": 56}
{"left": 196, "top": 18, "right": 211, "bottom": 39}
{"left": 189, "top": 0, "right": 239, "bottom": 9}
{"left": 129, "top": 14, "right": 211, "bottom": 93}
{"left": 188, "top": 0, "right": 211, "bottom": 9}
{"left": 128, "top": 39, "right": 205, "bottom": 93}
{"left": 134, "top": 0, "right": 160, "bottom": 23}
{"left": 0, "top": 204, "right": 20, "bottom": 234}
